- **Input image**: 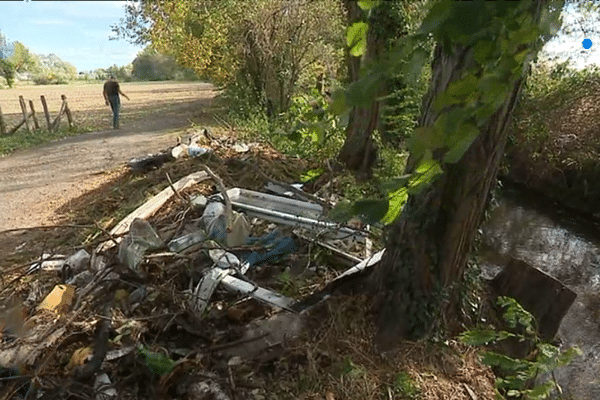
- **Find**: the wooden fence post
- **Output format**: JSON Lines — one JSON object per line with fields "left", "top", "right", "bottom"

{"left": 40, "top": 95, "right": 52, "bottom": 131}
{"left": 18, "top": 96, "right": 30, "bottom": 132}
{"left": 28, "top": 100, "right": 40, "bottom": 130}
{"left": 0, "top": 105, "right": 6, "bottom": 136}
{"left": 61, "top": 94, "right": 73, "bottom": 128}
{"left": 52, "top": 99, "right": 66, "bottom": 131}
{"left": 8, "top": 117, "right": 28, "bottom": 136}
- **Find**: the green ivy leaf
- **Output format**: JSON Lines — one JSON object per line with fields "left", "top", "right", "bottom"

{"left": 480, "top": 351, "right": 529, "bottom": 371}
{"left": 418, "top": 1, "right": 453, "bottom": 35}
{"left": 300, "top": 168, "right": 324, "bottom": 183}
{"left": 138, "top": 346, "right": 175, "bottom": 375}
{"left": 443, "top": 122, "right": 480, "bottom": 163}
{"left": 524, "top": 380, "right": 555, "bottom": 399}
{"left": 382, "top": 187, "right": 408, "bottom": 225}
{"left": 347, "top": 22, "right": 368, "bottom": 57}
{"left": 403, "top": 47, "right": 430, "bottom": 86}
{"left": 408, "top": 159, "right": 443, "bottom": 195}
{"left": 329, "top": 200, "right": 354, "bottom": 223}
{"left": 357, "top": 0, "right": 379, "bottom": 11}
{"left": 513, "top": 48, "right": 529, "bottom": 64}
{"left": 381, "top": 175, "right": 411, "bottom": 193}
{"left": 330, "top": 89, "right": 348, "bottom": 116}
{"left": 473, "top": 40, "right": 494, "bottom": 65}
{"left": 459, "top": 329, "right": 500, "bottom": 346}
{"left": 446, "top": 73, "right": 480, "bottom": 101}
{"left": 353, "top": 199, "right": 389, "bottom": 224}
{"left": 407, "top": 126, "right": 444, "bottom": 160}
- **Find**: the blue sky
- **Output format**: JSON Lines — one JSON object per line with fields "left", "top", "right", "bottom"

{"left": 0, "top": 1, "right": 144, "bottom": 72}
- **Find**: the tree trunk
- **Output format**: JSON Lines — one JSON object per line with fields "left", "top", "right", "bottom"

{"left": 372, "top": 40, "right": 531, "bottom": 350}
{"left": 338, "top": 0, "right": 383, "bottom": 181}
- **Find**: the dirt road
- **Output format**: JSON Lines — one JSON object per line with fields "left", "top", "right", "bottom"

{"left": 0, "top": 82, "right": 216, "bottom": 231}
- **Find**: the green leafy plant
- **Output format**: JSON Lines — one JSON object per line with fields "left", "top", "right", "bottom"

{"left": 138, "top": 346, "right": 176, "bottom": 376}
{"left": 392, "top": 371, "right": 421, "bottom": 399}
{"left": 459, "top": 297, "right": 581, "bottom": 399}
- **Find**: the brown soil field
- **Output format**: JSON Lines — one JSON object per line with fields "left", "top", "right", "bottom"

{"left": 0, "top": 81, "right": 215, "bottom": 131}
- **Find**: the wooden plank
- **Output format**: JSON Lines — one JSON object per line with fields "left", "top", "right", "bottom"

{"left": 40, "top": 95, "right": 52, "bottom": 131}
{"left": 8, "top": 117, "right": 26, "bottom": 136}
{"left": 491, "top": 257, "right": 577, "bottom": 341}
{"left": 18, "top": 96, "right": 30, "bottom": 132}
{"left": 96, "top": 171, "right": 210, "bottom": 253}
{"left": 0, "top": 105, "right": 6, "bottom": 136}
{"left": 28, "top": 100, "right": 40, "bottom": 130}
{"left": 52, "top": 99, "right": 66, "bottom": 131}
{"left": 61, "top": 95, "right": 73, "bottom": 128}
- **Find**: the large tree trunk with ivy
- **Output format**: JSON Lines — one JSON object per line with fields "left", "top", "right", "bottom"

{"left": 372, "top": 32, "right": 542, "bottom": 349}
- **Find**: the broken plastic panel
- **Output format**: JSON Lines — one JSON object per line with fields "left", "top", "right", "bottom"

{"left": 118, "top": 218, "right": 164, "bottom": 271}
{"left": 333, "top": 249, "right": 385, "bottom": 281}
{"left": 220, "top": 275, "right": 295, "bottom": 311}
{"left": 64, "top": 249, "right": 91, "bottom": 274}
{"left": 222, "top": 188, "right": 364, "bottom": 242}
{"left": 264, "top": 182, "right": 304, "bottom": 198}
{"left": 188, "top": 145, "right": 211, "bottom": 157}
{"left": 168, "top": 230, "right": 208, "bottom": 253}
{"left": 209, "top": 249, "right": 250, "bottom": 274}
{"left": 190, "top": 267, "right": 234, "bottom": 317}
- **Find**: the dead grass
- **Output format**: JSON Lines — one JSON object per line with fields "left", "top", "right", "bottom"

{"left": 265, "top": 295, "right": 497, "bottom": 400}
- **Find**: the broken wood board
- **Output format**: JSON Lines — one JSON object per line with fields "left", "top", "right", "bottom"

{"left": 97, "top": 170, "right": 209, "bottom": 253}
{"left": 491, "top": 257, "right": 577, "bottom": 341}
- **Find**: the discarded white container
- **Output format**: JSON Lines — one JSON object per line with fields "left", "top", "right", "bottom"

{"left": 171, "top": 144, "right": 189, "bottom": 159}
{"left": 190, "top": 194, "right": 208, "bottom": 209}
{"left": 118, "top": 219, "right": 163, "bottom": 271}
{"left": 188, "top": 146, "right": 211, "bottom": 157}
{"left": 26, "top": 254, "right": 66, "bottom": 274}
{"left": 94, "top": 373, "right": 118, "bottom": 399}
{"left": 64, "top": 249, "right": 91, "bottom": 275}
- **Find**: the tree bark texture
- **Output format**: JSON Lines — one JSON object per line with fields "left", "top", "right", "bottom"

{"left": 338, "top": 0, "right": 386, "bottom": 181}
{"left": 372, "top": 41, "right": 529, "bottom": 350}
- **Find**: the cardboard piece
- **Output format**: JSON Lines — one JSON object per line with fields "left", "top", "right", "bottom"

{"left": 39, "top": 284, "right": 76, "bottom": 313}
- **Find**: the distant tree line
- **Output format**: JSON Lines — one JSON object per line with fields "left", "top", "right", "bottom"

{"left": 1, "top": 29, "right": 198, "bottom": 87}
{"left": 86, "top": 47, "right": 199, "bottom": 82}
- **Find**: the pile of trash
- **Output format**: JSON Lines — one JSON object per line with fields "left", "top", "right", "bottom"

{"left": 0, "top": 129, "right": 384, "bottom": 399}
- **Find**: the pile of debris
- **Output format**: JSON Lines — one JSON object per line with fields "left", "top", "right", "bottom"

{"left": 0, "top": 128, "right": 384, "bottom": 399}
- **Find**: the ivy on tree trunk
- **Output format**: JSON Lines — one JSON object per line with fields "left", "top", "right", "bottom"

{"left": 372, "top": 0, "right": 550, "bottom": 350}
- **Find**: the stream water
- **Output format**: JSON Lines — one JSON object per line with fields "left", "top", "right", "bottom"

{"left": 479, "top": 184, "right": 600, "bottom": 398}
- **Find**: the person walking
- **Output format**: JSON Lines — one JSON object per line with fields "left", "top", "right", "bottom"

{"left": 103, "top": 75, "right": 130, "bottom": 129}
